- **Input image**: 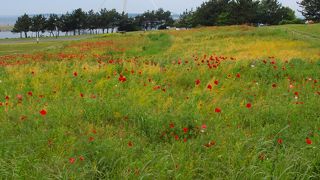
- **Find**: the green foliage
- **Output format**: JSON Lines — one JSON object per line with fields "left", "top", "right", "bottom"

{"left": 117, "top": 14, "right": 139, "bottom": 32}
{"left": 279, "top": 18, "right": 305, "bottom": 25}
{"left": 71, "top": 8, "right": 87, "bottom": 35}
{"left": 175, "top": 9, "right": 195, "bottom": 28}
{"left": 12, "top": 14, "right": 31, "bottom": 38}
{"left": 31, "top": 15, "right": 46, "bottom": 37}
{"left": 99, "top": 9, "right": 121, "bottom": 33}
{"left": 86, "top": 10, "right": 99, "bottom": 32}
{"left": 298, "top": 0, "right": 320, "bottom": 22}
{"left": 135, "top": 8, "right": 174, "bottom": 30}
{"left": 45, "top": 14, "right": 59, "bottom": 37}
{"left": 177, "top": 0, "right": 298, "bottom": 27}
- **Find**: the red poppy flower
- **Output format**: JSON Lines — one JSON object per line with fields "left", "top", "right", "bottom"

{"left": 92, "top": 129, "right": 97, "bottom": 134}
{"left": 277, "top": 138, "right": 283, "bottom": 144}
{"left": 128, "top": 141, "right": 133, "bottom": 147}
{"left": 246, "top": 103, "right": 252, "bottom": 109}
{"left": 153, "top": 85, "right": 160, "bottom": 90}
{"left": 169, "top": 123, "right": 174, "bottom": 128}
{"left": 204, "top": 140, "right": 216, "bottom": 148}
{"left": 79, "top": 156, "right": 85, "bottom": 161}
{"left": 294, "top": 92, "right": 299, "bottom": 96}
{"left": 118, "top": 75, "right": 126, "bottom": 82}
{"left": 73, "top": 72, "right": 78, "bottom": 77}
{"left": 215, "top": 108, "right": 221, "bottom": 113}
{"left": 16, "top": 94, "right": 23, "bottom": 101}
{"left": 80, "top": 93, "right": 84, "bottom": 97}
{"left": 183, "top": 138, "right": 187, "bottom": 142}
{"left": 195, "top": 79, "right": 201, "bottom": 85}
{"left": 183, "top": 127, "right": 188, "bottom": 133}
{"left": 27, "top": 91, "right": 33, "bottom": 96}
{"left": 236, "top": 73, "right": 241, "bottom": 78}
{"left": 207, "top": 84, "right": 212, "bottom": 90}
{"left": 5, "top": 96, "right": 9, "bottom": 100}
{"left": 40, "top": 109, "right": 47, "bottom": 116}
{"left": 69, "top": 157, "right": 76, "bottom": 164}
{"left": 214, "top": 80, "right": 219, "bottom": 85}
{"left": 306, "top": 137, "right": 312, "bottom": 145}
{"left": 89, "top": 136, "right": 95, "bottom": 142}
{"left": 174, "top": 135, "right": 179, "bottom": 140}
{"left": 201, "top": 124, "right": 207, "bottom": 129}
{"left": 272, "top": 83, "right": 277, "bottom": 88}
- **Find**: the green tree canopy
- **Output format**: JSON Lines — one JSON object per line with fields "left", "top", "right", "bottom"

{"left": 299, "top": 0, "right": 320, "bottom": 22}
{"left": 13, "top": 14, "right": 31, "bottom": 38}
{"left": 31, "top": 14, "right": 46, "bottom": 37}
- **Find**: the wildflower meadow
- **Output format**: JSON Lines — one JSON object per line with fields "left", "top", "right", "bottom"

{"left": 0, "top": 24, "right": 320, "bottom": 179}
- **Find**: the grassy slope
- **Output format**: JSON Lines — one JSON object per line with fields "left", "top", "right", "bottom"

{"left": 0, "top": 24, "right": 319, "bottom": 179}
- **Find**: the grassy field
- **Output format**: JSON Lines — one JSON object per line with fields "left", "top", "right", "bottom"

{"left": 0, "top": 24, "right": 319, "bottom": 179}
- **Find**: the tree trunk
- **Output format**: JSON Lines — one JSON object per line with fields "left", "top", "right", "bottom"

{"left": 78, "top": 29, "right": 80, "bottom": 35}
{"left": 24, "top": 31, "right": 27, "bottom": 38}
{"left": 102, "top": 28, "right": 105, "bottom": 34}
{"left": 107, "top": 28, "right": 109, "bottom": 33}
{"left": 73, "top": 30, "right": 76, "bottom": 36}
{"left": 20, "top": 32, "right": 22, "bottom": 38}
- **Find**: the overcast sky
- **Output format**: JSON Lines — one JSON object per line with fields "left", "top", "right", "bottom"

{"left": 0, "top": 0, "right": 301, "bottom": 16}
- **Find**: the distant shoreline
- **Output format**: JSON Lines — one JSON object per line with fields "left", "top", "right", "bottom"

{"left": 0, "top": 25, "right": 13, "bottom": 32}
